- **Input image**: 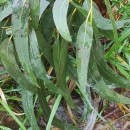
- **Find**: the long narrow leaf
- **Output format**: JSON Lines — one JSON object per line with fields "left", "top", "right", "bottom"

{"left": 53, "top": 0, "right": 72, "bottom": 42}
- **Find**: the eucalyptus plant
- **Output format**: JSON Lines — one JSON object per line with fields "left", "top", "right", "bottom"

{"left": 0, "top": 0, "right": 130, "bottom": 130}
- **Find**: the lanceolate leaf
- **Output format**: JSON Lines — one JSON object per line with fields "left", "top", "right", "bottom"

{"left": 92, "top": 22, "right": 130, "bottom": 89}
{"left": 83, "top": 1, "right": 130, "bottom": 30}
{"left": 89, "top": 55, "right": 130, "bottom": 104}
{"left": 29, "top": 29, "right": 67, "bottom": 96}
{"left": 92, "top": 43, "right": 130, "bottom": 89}
{"left": 12, "top": 0, "right": 38, "bottom": 87}
{"left": 76, "top": 21, "right": 93, "bottom": 93}
{"left": 53, "top": 38, "right": 76, "bottom": 109}
{"left": 21, "top": 89, "right": 40, "bottom": 130}
{"left": 70, "top": 1, "right": 130, "bottom": 30}
{"left": 0, "top": 39, "right": 36, "bottom": 93}
{"left": 53, "top": 0, "right": 72, "bottom": 42}
{"left": 30, "top": 0, "right": 40, "bottom": 29}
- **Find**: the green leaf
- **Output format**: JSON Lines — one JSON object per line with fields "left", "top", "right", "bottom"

{"left": 0, "top": 0, "right": 7, "bottom": 5}
{"left": 40, "top": 7, "right": 55, "bottom": 43}
{"left": 30, "top": 0, "right": 40, "bottom": 29}
{"left": 70, "top": 1, "right": 130, "bottom": 31}
{"left": 83, "top": 1, "right": 130, "bottom": 30}
{"left": 76, "top": 21, "right": 93, "bottom": 93}
{"left": 0, "top": 99, "right": 26, "bottom": 130}
{"left": 29, "top": 29, "right": 67, "bottom": 96}
{"left": 92, "top": 21, "right": 130, "bottom": 89}
{"left": 53, "top": 0, "right": 72, "bottom": 42}
{"left": 53, "top": 37, "right": 76, "bottom": 109}
{"left": 0, "top": 2, "right": 13, "bottom": 22}
{"left": 89, "top": 52, "right": 130, "bottom": 104}
{"left": 35, "top": 30, "right": 54, "bottom": 66}
{"left": 92, "top": 43, "right": 130, "bottom": 89}
{"left": 0, "top": 39, "right": 36, "bottom": 93}
{"left": 38, "top": 87, "right": 79, "bottom": 130}
{"left": 21, "top": 89, "right": 40, "bottom": 130}
{"left": 12, "top": 0, "right": 38, "bottom": 87}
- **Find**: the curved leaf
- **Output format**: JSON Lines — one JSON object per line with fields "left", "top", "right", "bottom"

{"left": 76, "top": 21, "right": 93, "bottom": 93}
{"left": 53, "top": 37, "right": 76, "bottom": 109}
{"left": 89, "top": 53, "right": 130, "bottom": 104}
{"left": 53, "top": 0, "right": 72, "bottom": 42}
{"left": 21, "top": 89, "right": 40, "bottom": 130}
{"left": 12, "top": 0, "right": 38, "bottom": 87}
{"left": 39, "top": 0, "right": 49, "bottom": 19}
{"left": 29, "top": 29, "right": 67, "bottom": 96}
{"left": 0, "top": 39, "right": 36, "bottom": 93}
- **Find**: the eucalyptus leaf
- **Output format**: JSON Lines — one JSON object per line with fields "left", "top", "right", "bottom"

{"left": 0, "top": 39, "right": 36, "bottom": 93}
{"left": 76, "top": 21, "right": 93, "bottom": 93}
{"left": 12, "top": 0, "right": 38, "bottom": 87}
{"left": 53, "top": 0, "right": 72, "bottom": 42}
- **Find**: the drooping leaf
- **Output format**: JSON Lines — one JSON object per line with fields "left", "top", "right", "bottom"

{"left": 53, "top": 37, "right": 76, "bottom": 109}
{"left": 89, "top": 51, "right": 130, "bottom": 104}
{"left": 21, "top": 88, "right": 40, "bottom": 130}
{"left": 92, "top": 21, "right": 130, "bottom": 89}
{"left": 0, "top": 39, "right": 36, "bottom": 93}
{"left": 70, "top": 1, "right": 130, "bottom": 30}
{"left": 83, "top": 1, "right": 130, "bottom": 30}
{"left": 29, "top": 29, "right": 67, "bottom": 96}
{"left": 53, "top": 0, "right": 72, "bottom": 42}
{"left": 76, "top": 21, "right": 93, "bottom": 93}
{"left": 12, "top": 0, "right": 38, "bottom": 87}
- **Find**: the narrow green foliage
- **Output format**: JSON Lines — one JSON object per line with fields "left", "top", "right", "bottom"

{"left": 53, "top": 0, "right": 72, "bottom": 42}
{"left": 46, "top": 95, "right": 62, "bottom": 130}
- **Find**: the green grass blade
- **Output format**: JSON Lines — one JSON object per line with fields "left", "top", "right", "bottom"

{"left": 53, "top": 0, "right": 72, "bottom": 42}
{"left": 46, "top": 95, "right": 62, "bottom": 130}
{"left": 37, "top": 87, "right": 79, "bottom": 130}
{"left": 21, "top": 89, "right": 40, "bottom": 130}
{"left": 0, "top": 99, "right": 26, "bottom": 130}
{"left": 104, "top": 0, "right": 118, "bottom": 54}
